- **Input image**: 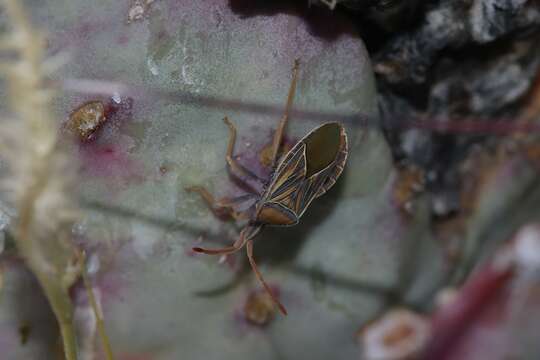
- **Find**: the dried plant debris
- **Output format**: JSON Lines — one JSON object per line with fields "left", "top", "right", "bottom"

{"left": 391, "top": 164, "right": 425, "bottom": 215}
{"left": 374, "top": 0, "right": 540, "bottom": 85}
{"left": 66, "top": 101, "right": 107, "bottom": 141}
{"left": 244, "top": 289, "right": 276, "bottom": 326}
{"left": 370, "top": 0, "right": 540, "bottom": 222}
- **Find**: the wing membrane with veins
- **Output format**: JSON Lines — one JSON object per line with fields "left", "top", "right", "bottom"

{"left": 261, "top": 122, "right": 348, "bottom": 221}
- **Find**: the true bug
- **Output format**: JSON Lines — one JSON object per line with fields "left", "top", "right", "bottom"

{"left": 186, "top": 61, "right": 348, "bottom": 315}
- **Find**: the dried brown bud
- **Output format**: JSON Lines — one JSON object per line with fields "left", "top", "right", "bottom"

{"left": 67, "top": 101, "right": 106, "bottom": 141}
{"left": 244, "top": 290, "right": 276, "bottom": 326}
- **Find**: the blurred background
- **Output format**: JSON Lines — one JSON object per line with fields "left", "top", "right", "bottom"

{"left": 0, "top": 0, "right": 539, "bottom": 359}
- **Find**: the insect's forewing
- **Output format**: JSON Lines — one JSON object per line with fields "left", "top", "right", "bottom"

{"left": 258, "top": 122, "right": 348, "bottom": 225}
{"left": 303, "top": 122, "right": 348, "bottom": 198}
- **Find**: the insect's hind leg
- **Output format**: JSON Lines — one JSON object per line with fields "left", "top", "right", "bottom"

{"left": 246, "top": 240, "right": 287, "bottom": 315}
{"left": 185, "top": 185, "right": 254, "bottom": 221}
{"left": 270, "top": 60, "right": 300, "bottom": 168}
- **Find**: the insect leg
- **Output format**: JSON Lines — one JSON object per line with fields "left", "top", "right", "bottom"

{"left": 193, "top": 227, "right": 249, "bottom": 255}
{"left": 185, "top": 185, "right": 254, "bottom": 221}
{"left": 270, "top": 59, "right": 300, "bottom": 168}
{"left": 223, "top": 117, "right": 264, "bottom": 183}
{"left": 246, "top": 240, "right": 288, "bottom": 315}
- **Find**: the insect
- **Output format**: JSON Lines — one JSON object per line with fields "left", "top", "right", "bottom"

{"left": 186, "top": 60, "right": 348, "bottom": 315}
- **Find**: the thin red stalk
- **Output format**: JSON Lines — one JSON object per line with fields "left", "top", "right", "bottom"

{"left": 422, "top": 264, "right": 514, "bottom": 360}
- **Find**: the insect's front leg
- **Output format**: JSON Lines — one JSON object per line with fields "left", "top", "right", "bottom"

{"left": 192, "top": 226, "right": 250, "bottom": 255}
{"left": 185, "top": 185, "right": 253, "bottom": 221}
{"left": 223, "top": 117, "right": 263, "bottom": 183}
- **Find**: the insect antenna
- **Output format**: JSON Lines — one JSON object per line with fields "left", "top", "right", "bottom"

{"left": 246, "top": 240, "right": 288, "bottom": 316}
